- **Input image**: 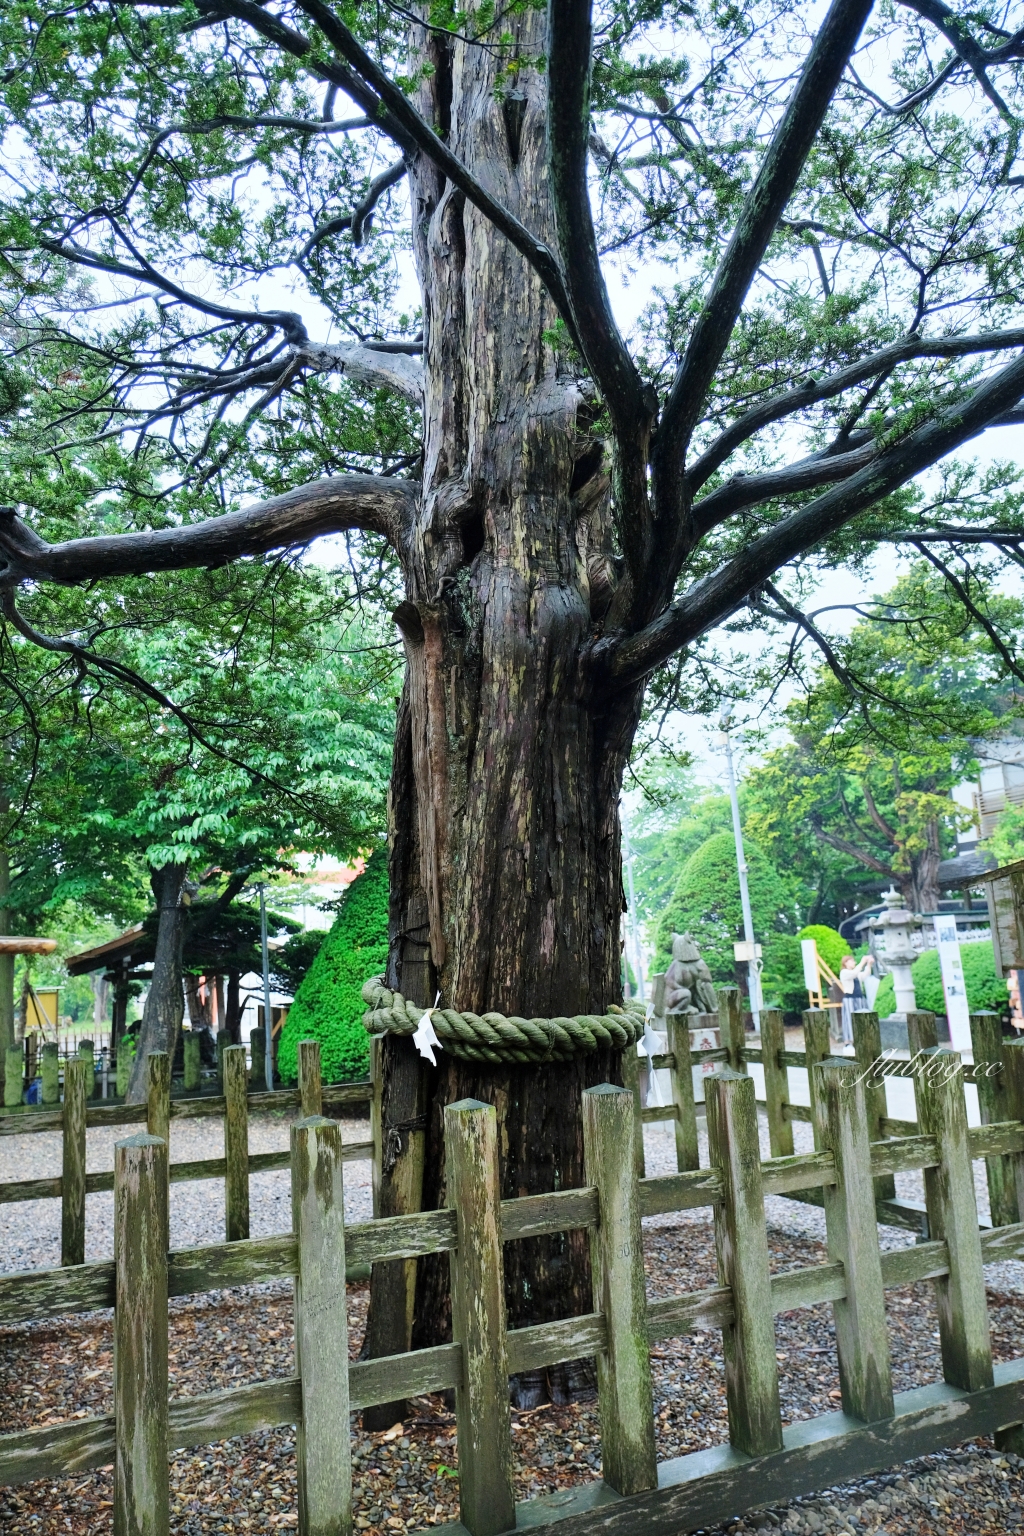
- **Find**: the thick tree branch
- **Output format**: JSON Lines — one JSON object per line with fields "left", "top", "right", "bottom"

{"left": 653, "top": 0, "right": 874, "bottom": 487}
{"left": 547, "top": 0, "right": 654, "bottom": 591}
{"left": 0, "top": 475, "right": 418, "bottom": 587}
{"left": 876, "top": 526, "right": 1024, "bottom": 546}
{"left": 601, "top": 345, "right": 1024, "bottom": 687}
{"left": 547, "top": 0, "right": 648, "bottom": 431}
{"left": 300, "top": 157, "right": 408, "bottom": 256}
{"left": 689, "top": 328, "right": 1024, "bottom": 492}
{"left": 897, "top": 1, "right": 1024, "bottom": 124}
{"left": 809, "top": 817, "right": 897, "bottom": 879}
{"left": 692, "top": 441, "right": 876, "bottom": 533}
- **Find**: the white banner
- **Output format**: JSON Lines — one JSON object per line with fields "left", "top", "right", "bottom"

{"left": 933, "top": 914, "right": 972, "bottom": 1053}
{"left": 800, "top": 938, "right": 819, "bottom": 993}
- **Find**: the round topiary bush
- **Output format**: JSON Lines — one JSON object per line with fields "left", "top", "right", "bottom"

{"left": 654, "top": 830, "right": 796, "bottom": 982}
{"left": 872, "top": 939, "right": 1006, "bottom": 1019}
{"left": 276, "top": 848, "right": 389, "bottom": 1084}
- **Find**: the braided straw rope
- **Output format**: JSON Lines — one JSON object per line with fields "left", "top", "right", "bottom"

{"left": 362, "top": 976, "right": 646, "bottom": 1063}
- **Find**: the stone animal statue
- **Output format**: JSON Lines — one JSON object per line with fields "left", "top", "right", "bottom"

{"left": 664, "top": 932, "right": 719, "bottom": 1015}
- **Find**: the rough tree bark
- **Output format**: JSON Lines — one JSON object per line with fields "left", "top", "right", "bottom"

{"left": 126, "top": 864, "right": 190, "bottom": 1103}
{"left": 359, "top": 3, "right": 645, "bottom": 1417}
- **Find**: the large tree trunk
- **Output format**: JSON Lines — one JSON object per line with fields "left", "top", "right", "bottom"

{"left": 908, "top": 818, "right": 942, "bottom": 915}
{"left": 126, "top": 863, "right": 189, "bottom": 1102}
{"left": 364, "top": 6, "right": 644, "bottom": 1418}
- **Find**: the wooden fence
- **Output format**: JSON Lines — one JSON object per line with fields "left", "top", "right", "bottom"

{"left": 635, "top": 998, "right": 1017, "bottom": 1237}
{"left": 3, "top": 1024, "right": 1024, "bottom": 1536}
{"left": 0, "top": 1041, "right": 376, "bottom": 1263}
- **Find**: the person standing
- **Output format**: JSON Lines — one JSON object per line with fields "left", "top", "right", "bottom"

{"left": 838, "top": 953, "right": 875, "bottom": 1046}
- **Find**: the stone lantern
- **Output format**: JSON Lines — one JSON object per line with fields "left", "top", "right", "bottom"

{"left": 866, "top": 887, "right": 922, "bottom": 1018}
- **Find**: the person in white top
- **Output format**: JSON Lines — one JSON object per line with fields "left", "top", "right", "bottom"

{"left": 838, "top": 953, "right": 875, "bottom": 1045}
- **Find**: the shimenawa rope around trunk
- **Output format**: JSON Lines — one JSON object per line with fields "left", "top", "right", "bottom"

{"left": 361, "top": 977, "right": 645, "bottom": 1063}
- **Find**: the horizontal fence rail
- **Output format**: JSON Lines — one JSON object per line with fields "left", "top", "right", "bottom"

{"left": 0, "top": 1041, "right": 377, "bottom": 1261}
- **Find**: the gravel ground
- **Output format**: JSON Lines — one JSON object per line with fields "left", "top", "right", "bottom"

{"left": 0, "top": 1109, "right": 374, "bottom": 1271}
{"left": 2, "top": 1113, "right": 1024, "bottom": 1535}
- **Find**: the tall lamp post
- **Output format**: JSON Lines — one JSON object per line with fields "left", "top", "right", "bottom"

{"left": 719, "top": 708, "right": 762, "bottom": 1029}
{"left": 621, "top": 810, "right": 646, "bottom": 1005}
{"left": 258, "top": 883, "right": 275, "bottom": 1092}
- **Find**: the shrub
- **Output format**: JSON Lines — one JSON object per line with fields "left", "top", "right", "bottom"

{"left": 654, "top": 830, "right": 797, "bottom": 981}
{"left": 872, "top": 939, "right": 1006, "bottom": 1018}
{"left": 761, "top": 932, "right": 811, "bottom": 1015}
{"left": 276, "top": 849, "right": 389, "bottom": 1083}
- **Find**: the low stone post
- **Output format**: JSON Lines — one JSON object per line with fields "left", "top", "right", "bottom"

{"left": 3, "top": 1044, "right": 22, "bottom": 1108}
{"left": 41, "top": 1040, "right": 60, "bottom": 1105}
{"left": 182, "top": 1031, "right": 201, "bottom": 1093}
{"left": 249, "top": 1025, "right": 266, "bottom": 1091}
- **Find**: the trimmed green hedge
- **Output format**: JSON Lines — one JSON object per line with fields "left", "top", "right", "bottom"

{"left": 872, "top": 939, "right": 1007, "bottom": 1019}
{"left": 277, "top": 849, "right": 389, "bottom": 1084}
{"left": 654, "top": 830, "right": 795, "bottom": 980}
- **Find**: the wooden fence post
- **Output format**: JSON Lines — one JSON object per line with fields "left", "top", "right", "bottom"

{"left": 292, "top": 1115, "right": 351, "bottom": 1536}
{"left": 582, "top": 1083, "right": 657, "bottom": 1495}
{"left": 907, "top": 1010, "right": 938, "bottom": 1058}
{"left": 182, "top": 1031, "right": 201, "bottom": 1093}
{"left": 1001, "top": 1039, "right": 1024, "bottom": 1222}
{"left": 812, "top": 1060, "right": 894, "bottom": 1423}
{"left": 803, "top": 1009, "right": 832, "bottom": 1141}
{"left": 223, "top": 1044, "right": 250, "bottom": 1241}
{"left": 916, "top": 1048, "right": 993, "bottom": 1393}
{"left": 114, "top": 1131, "right": 169, "bottom": 1536}
{"left": 362, "top": 1038, "right": 429, "bottom": 1432}
{"left": 444, "top": 1098, "right": 516, "bottom": 1536}
{"left": 620, "top": 1043, "right": 646, "bottom": 1179}
{"left": 298, "top": 1039, "right": 323, "bottom": 1119}
{"left": 705, "top": 1069, "right": 783, "bottom": 1456}
{"left": 41, "top": 1040, "right": 59, "bottom": 1105}
{"left": 718, "top": 987, "right": 746, "bottom": 1073}
{"left": 995, "top": 1039, "right": 1024, "bottom": 1455}
{"left": 665, "top": 1012, "right": 699, "bottom": 1171}
{"left": 61, "top": 1056, "right": 88, "bottom": 1266}
{"left": 906, "top": 1012, "right": 938, "bottom": 1136}
{"left": 146, "top": 1051, "right": 170, "bottom": 1143}
{"left": 760, "top": 1008, "right": 793, "bottom": 1159}
{"left": 851, "top": 1009, "right": 895, "bottom": 1204}
{"left": 971, "top": 1010, "right": 1017, "bottom": 1227}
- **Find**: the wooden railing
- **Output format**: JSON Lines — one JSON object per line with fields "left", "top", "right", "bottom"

{"left": 2, "top": 1034, "right": 1024, "bottom": 1536}
{"left": 0, "top": 1040, "right": 376, "bottom": 1262}
{"left": 636, "top": 994, "right": 1018, "bottom": 1238}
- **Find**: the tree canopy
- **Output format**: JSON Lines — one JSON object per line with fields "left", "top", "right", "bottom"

{"left": 1, "top": 1, "right": 1024, "bottom": 706}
